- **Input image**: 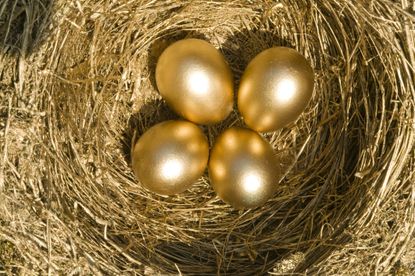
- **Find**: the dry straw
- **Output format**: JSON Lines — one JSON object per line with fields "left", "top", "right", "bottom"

{"left": 1, "top": 0, "right": 415, "bottom": 275}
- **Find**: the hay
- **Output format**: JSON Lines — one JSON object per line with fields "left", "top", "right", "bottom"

{"left": 1, "top": 0, "right": 415, "bottom": 275}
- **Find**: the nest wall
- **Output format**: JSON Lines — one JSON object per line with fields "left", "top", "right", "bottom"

{"left": 1, "top": 0, "right": 415, "bottom": 275}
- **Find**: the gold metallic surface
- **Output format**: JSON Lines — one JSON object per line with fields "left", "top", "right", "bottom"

{"left": 156, "top": 39, "right": 234, "bottom": 125}
{"left": 208, "top": 127, "right": 280, "bottom": 209}
{"left": 132, "top": 120, "right": 209, "bottom": 195}
{"left": 238, "top": 47, "right": 314, "bottom": 132}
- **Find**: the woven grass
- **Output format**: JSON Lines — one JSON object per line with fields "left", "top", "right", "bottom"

{"left": 1, "top": 0, "right": 415, "bottom": 275}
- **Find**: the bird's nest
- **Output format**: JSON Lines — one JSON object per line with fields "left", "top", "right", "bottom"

{"left": 1, "top": 0, "right": 415, "bottom": 275}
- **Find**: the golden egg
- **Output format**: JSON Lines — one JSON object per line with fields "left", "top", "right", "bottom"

{"left": 208, "top": 127, "right": 280, "bottom": 209}
{"left": 131, "top": 120, "right": 209, "bottom": 195}
{"left": 156, "top": 38, "right": 234, "bottom": 125}
{"left": 238, "top": 47, "right": 314, "bottom": 132}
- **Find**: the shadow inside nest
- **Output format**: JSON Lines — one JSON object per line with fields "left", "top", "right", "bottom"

{"left": 0, "top": 0, "right": 53, "bottom": 56}
{"left": 145, "top": 239, "right": 288, "bottom": 276}
{"left": 220, "top": 29, "right": 294, "bottom": 85}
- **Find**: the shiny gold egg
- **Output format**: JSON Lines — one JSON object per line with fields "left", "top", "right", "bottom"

{"left": 155, "top": 38, "right": 234, "bottom": 125}
{"left": 208, "top": 127, "right": 280, "bottom": 209}
{"left": 131, "top": 120, "right": 209, "bottom": 195}
{"left": 238, "top": 47, "right": 314, "bottom": 132}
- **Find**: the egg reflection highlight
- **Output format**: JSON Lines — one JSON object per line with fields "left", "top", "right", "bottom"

{"left": 160, "top": 158, "right": 184, "bottom": 182}
{"left": 275, "top": 78, "right": 297, "bottom": 103}
{"left": 188, "top": 70, "right": 210, "bottom": 96}
{"left": 242, "top": 172, "right": 262, "bottom": 193}
{"left": 131, "top": 120, "right": 209, "bottom": 195}
{"left": 238, "top": 47, "right": 314, "bottom": 132}
{"left": 156, "top": 39, "right": 234, "bottom": 124}
{"left": 208, "top": 127, "right": 280, "bottom": 209}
